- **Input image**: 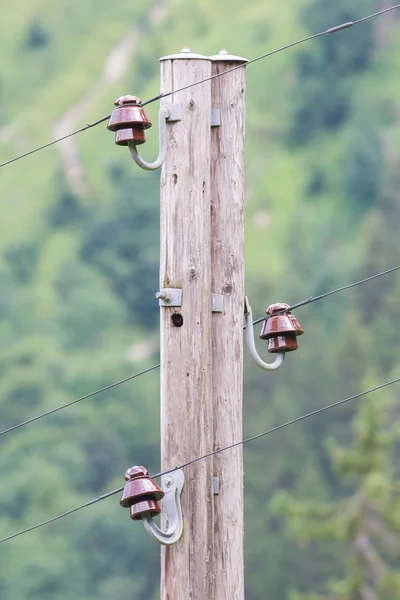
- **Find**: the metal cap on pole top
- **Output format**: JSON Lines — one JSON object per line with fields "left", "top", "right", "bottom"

{"left": 208, "top": 48, "right": 249, "bottom": 64}
{"left": 160, "top": 47, "right": 212, "bottom": 61}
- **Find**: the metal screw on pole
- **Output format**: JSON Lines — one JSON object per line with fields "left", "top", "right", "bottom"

{"left": 156, "top": 290, "right": 172, "bottom": 302}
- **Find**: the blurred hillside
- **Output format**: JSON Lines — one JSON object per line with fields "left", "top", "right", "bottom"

{"left": 1, "top": 0, "right": 400, "bottom": 598}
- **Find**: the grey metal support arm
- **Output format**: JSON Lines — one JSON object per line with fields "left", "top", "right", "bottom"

{"left": 128, "top": 105, "right": 175, "bottom": 171}
{"left": 244, "top": 297, "right": 285, "bottom": 371}
{"left": 142, "top": 469, "right": 184, "bottom": 546}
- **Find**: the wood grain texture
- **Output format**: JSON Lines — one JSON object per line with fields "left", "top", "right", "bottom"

{"left": 211, "top": 57, "right": 246, "bottom": 600}
{"left": 160, "top": 53, "right": 214, "bottom": 600}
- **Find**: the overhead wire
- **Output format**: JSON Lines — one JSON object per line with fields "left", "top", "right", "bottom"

{"left": 1, "top": 375, "right": 399, "bottom": 545}
{"left": 0, "top": 364, "right": 160, "bottom": 438}
{"left": 0, "top": 486, "right": 125, "bottom": 545}
{"left": 163, "top": 376, "right": 400, "bottom": 476}
{"left": 141, "top": 3, "right": 400, "bottom": 108}
{"left": 1, "top": 3, "right": 399, "bottom": 169}
{"left": 251, "top": 263, "right": 400, "bottom": 326}
{"left": 0, "top": 115, "right": 110, "bottom": 169}
{"left": 2, "top": 262, "right": 400, "bottom": 437}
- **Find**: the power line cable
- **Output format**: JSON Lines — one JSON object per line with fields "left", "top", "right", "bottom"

{"left": 0, "top": 486, "right": 125, "bottom": 545}
{"left": 0, "top": 364, "right": 160, "bottom": 438}
{"left": 251, "top": 263, "right": 400, "bottom": 327}
{"left": 1, "top": 3, "right": 399, "bottom": 169}
{"left": 160, "top": 376, "right": 400, "bottom": 476}
{"left": 354, "top": 4, "right": 400, "bottom": 25}
{"left": 2, "top": 263, "right": 400, "bottom": 437}
{"left": 0, "top": 115, "right": 110, "bottom": 169}
{"left": 1, "top": 375, "right": 399, "bottom": 545}
{"left": 141, "top": 3, "right": 400, "bottom": 107}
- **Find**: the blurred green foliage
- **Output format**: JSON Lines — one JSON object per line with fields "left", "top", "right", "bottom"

{"left": 273, "top": 400, "right": 400, "bottom": 599}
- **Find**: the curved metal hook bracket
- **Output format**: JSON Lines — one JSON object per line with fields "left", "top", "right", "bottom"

{"left": 128, "top": 104, "right": 181, "bottom": 171}
{"left": 142, "top": 469, "right": 184, "bottom": 546}
{"left": 244, "top": 297, "right": 285, "bottom": 372}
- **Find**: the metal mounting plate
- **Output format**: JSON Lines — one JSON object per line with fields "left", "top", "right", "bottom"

{"left": 211, "top": 108, "right": 220, "bottom": 127}
{"left": 166, "top": 103, "right": 182, "bottom": 123}
{"left": 157, "top": 290, "right": 223, "bottom": 310}
{"left": 161, "top": 469, "right": 185, "bottom": 531}
{"left": 212, "top": 293, "right": 224, "bottom": 312}
{"left": 157, "top": 288, "right": 182, "bottom": 307}
{"left": 142, "top": 469, "right": 185, "bottom": 546}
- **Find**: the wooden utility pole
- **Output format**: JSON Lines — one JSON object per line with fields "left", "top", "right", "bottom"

{"left": 159, "top": 47, "right": 246, "bottom": 599}
{"left": 159, "top": 49, "right": 214, "bottom": 599}
{"left": 210, "top": 49, "right": 247, "bottom": 600}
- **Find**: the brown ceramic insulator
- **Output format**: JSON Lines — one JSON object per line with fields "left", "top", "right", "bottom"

{"left": 120, "top": 465, "right": 164, "bottom": 514}
{"left": 114, "top": 127, "right": 146, "bottom": 146}
{"left": 107, "top": 95, "right": 152, "bottom": 133}
{"left": 267, "top": 334, "right": 298, "bottom": 353}
{"left": 259, "top": 304, "right": 304, "bottom": 340}
{"left": 120, "top": 477, "right": 164, "bottom": 508}
{"left": 130, "top": 498, "right": 161, "bottom": 520}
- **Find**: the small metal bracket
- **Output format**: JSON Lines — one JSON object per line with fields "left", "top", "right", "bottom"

{"left": 156, "top": 288, "right": 182, "bottom": 307}
{"left": 213, "top": 476, "right": 220, "bottom": 495}
{"left": 142, "top": 469, "right": 185, "bottom": 546}
{"left": 211, "top": 108, "right": 221, "bottom": 127}
{"left": 212, "top": 293, "right": 224, "bottom": 313}
{"left": 166, "top": 103, "right": 182, "bottom": 122}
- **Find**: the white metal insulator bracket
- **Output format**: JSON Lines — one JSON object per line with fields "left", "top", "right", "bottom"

{"left": 156, "top": 289, "right": 224, "bottom": 312}
{"left": 142, "top": 469, "right": 184, "bottom": 546}
{"left": 244, "top": 296, "right": 285, "bottom": 372}
{"left": 128, "top": 103, "right": 181, "bottom": 171}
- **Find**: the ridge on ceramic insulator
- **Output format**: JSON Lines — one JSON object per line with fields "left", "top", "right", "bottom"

{"left": 120, "top": 465, "right": 164, "bottom": 520}
{"left": 107, "top": 95, "right": 152, "bottom": 146}
{"left": 260, "top": 303, "right": 304, "bottom": 353}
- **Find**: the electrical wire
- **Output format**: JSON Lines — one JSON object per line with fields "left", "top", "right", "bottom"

{"left": 0, "top": 115, "right": 110, "bottom": 169}
{"left": 1, "top": 3, "right": 399, "bottom": 169}
{"left": 141, "top": 3, "right": 400, "bottom": 107}
{"left": 2, "top": 262, "right": 400, "bottom": 437}
{"left": 0, "top": 364, "right": 160, "bottom": 438}
{"left": 0, "top": 486, "right": 125, "bottom": 545}
{"left": 159, "top": 376, "right": 400, "bottom": 477}
{"left": 1, "top": 375, "right": 399, "bottom": 545}
{"left": 353, "top": 4, "right": 400, "bottom": 25}
{"left": 251, "top": 263, "right": 400, "bottom": 327}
